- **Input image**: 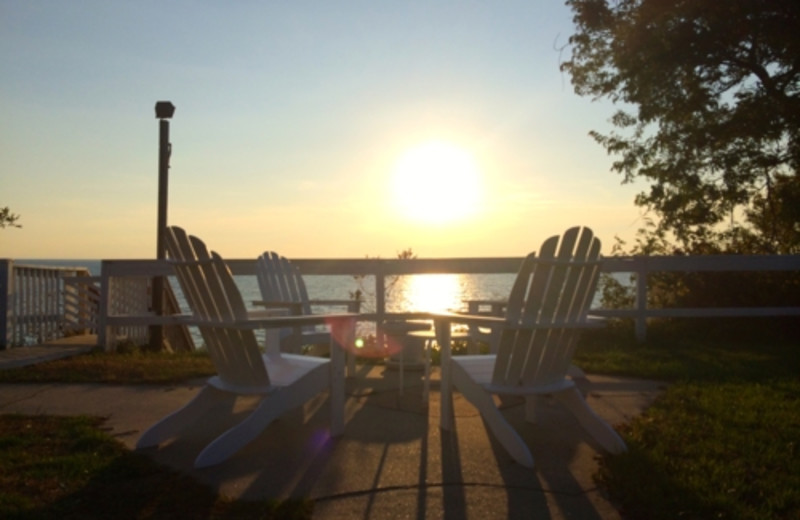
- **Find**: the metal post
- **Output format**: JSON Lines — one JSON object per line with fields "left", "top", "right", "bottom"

{"left": 150, "top": 101, "right": 174, "bottom": 351}
{"left": 156, "top": 118, "right": 170, "bottom": 263}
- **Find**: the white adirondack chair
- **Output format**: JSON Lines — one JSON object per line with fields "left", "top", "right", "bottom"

{"left": 434, "top": 226, "right": 627, "bottom": 468}
{"left": 255, "top": 251, "right": 360, "bottom": 355}
{"left": 136, "top": 226, "right": 354, "bottom": 468}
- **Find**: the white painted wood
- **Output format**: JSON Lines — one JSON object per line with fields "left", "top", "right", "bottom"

{"left": 553, "top": 386, "right": 628, "bottom": 454}
{"left": 450, "top": 354, "right": 534, "bottom": 468}
{"left": 4, "top": 248, "right": 796, "bottom": 349}
{"left": 436, "top": 227, "right": 627, "bottom": 468}
{"left": 0, "top": 259, "right": 11, "bottom": 348}
{"left": 256, "top": 251, "right": 361, "bottom": 374}
{"left": 1, "top": 262, "right": 93, "bottom": 347}
{"left": 136, "top": 385, "right": 238, "bottom": 449}
{"left": 436, "top": 320, "right": 454, "bottom": 431}
{"left": 408, "top": 328, "right": 475, "bottom": 403}
{"left": 136, "top": 226, "right": 352, "bottom": 467}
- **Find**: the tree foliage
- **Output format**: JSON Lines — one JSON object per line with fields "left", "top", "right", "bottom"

{"left": 562, "top": 0, "right": 800, "bottom": 253}
{"left": 1, "top": 207, "right": 21, "bottom": 229}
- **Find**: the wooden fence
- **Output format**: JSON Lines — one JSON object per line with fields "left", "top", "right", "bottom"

{"left": 0, "top": 260, "right": 98, "bottom": 347}
{"left": 594, "top": 255, "right": 799, "bottom": 340}
{"left": 96, "top": 254, "right": 798, "bottom": 348}
{"left": 2, "top": 254, "right": 798, "bottom": 349}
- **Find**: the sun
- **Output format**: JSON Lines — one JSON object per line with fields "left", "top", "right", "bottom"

{"left": 390, "top": 140, "right": 482, "bottom": 224}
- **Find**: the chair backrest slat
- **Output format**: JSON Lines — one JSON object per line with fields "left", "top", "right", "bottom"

{"left": 256, "top": 252, "right": 312, "bottom": 315}
{"left": 165, "top": 226, "right": 269, "bottom": 388}
{"left": 256, "top": 252, "right": 317, "bottom": 348}
{"left": 545, "top": 236, "right": 601, "bottom": 378}
{"left": 492, "top": 227, "right": 602, "bottom": 388}
{"left": 519, "top": 227, "right": 593, "bottom": 385}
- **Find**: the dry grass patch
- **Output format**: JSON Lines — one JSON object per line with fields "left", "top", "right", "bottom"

{"left": 0, "top": 349, "right": 215, "bottom": 385}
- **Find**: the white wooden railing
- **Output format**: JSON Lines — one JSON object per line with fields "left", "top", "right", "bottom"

{"left": 594, "top": 255, "right": 799, "bottom": 340}
{"left": 97, "top": 254, "right": 799, "bottom": 348}
{"left": 2, "top": 255, "right": 798, "bottom": 349}
{"left": 0, "top": 260, "right": 98, "bottom": 347}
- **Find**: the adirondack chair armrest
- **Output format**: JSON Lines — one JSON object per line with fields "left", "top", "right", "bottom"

{"left": 222, "top": 312, "right": 360, "bottom": 330}
{"left": 252, "top": 300, "right": 305, "bottom": 315}
{"left": 427, "top": 312, "right": 604, "bottom": 330}
{"left": 462, "top": 299, "right": 507, "bottom": 316}
{"left": 246, "top": 308, "right": 290, "bottom": 319}
{"left": 308, "top": 299, "right": 362, "bottom": 313}
{"left": 428, "top": 312, "right": 507, "bottom": 328}
{"left": 585, "top": 315, "right": 608, "bottom": 327}
{"left": 463, "top": 299, "right": 506, "bottom": 306}
{"left": 106, "top": 313, "right": 195, "bottom": 326}
{"left": 506, "top": 316, "right": 606, "bottom": 330}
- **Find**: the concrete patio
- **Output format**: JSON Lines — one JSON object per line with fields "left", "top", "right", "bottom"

{"left": 0, "top": 340, "right": 664, "bottom": 519}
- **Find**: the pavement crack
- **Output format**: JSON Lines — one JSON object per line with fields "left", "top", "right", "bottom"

{"left": 313, "top": 481, "right": 598, "bottom": 503}
{"left": 0, "top": 384, "right": 58, "bottom": 410}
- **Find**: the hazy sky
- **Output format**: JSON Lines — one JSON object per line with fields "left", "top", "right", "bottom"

{"left": 1, "top": 1, "right": 645, "bottom": 260}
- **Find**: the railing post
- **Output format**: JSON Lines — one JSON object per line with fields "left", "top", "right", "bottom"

{"left": 0, "top": 259, "right": 12, "bottom": 349}
{"left": 97, "top": 260, "right": 112, "bottom": 350}
{"left": 634, "top": 256, "right": 648, "bottom": 342}
{"left": 375, "top": 268, "right": 386, "bottom": 349}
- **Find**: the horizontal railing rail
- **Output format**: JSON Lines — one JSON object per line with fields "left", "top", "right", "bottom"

{"left": 595, "top": 255, "right": 800, "bottom": 340}
{"left": 2, "top": 255, "right": 797, "bottom": 349}
{"left": 95, "top": 254, "right": 799, "bottom": 347}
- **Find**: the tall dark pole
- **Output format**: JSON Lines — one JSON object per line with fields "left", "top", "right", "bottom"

{"left": 156, "top": 117, "right": 171, "bottom": 262}
{"left": 151, "top": 101, "right": 174, "bottom": 351}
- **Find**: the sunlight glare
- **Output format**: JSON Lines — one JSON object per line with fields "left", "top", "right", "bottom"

{"left": 391, "top": 140, "right": 482, "bottom": 224}
{"left": 400, "top": 274, "right": 463, "bottom": 313}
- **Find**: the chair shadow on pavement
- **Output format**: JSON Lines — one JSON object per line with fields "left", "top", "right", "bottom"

{"left": 138, "top": 365, "right": 645, "bottom": 519}
{"left": 488, "top": 394, "right": 613, "bottom": 520}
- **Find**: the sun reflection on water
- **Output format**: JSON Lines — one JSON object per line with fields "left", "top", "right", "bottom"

{"left": 393, "top": 274, "right": 464, "bottom": 313}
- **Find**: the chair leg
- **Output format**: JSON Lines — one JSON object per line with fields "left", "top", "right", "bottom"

{"left": 422, "top": 337, "right": 432, "bottom": 405}
{"left": 346, "top": 351, "right": 356, "bottom": 378}
{"left": 524, "top": 395, "right": 539, "bottom": 424}
{"left": 437, "top": 322, "right": 454, "bottom": 431}
{"left": 136, "top": 385, "right": 233, "bottom": 449}
{"left": 398, "top": 334, "right": 404, "bottom": 396}
{"left": 194, "top": 369, "right": 331, "bottom": 468}
{"left": 451, "top": 362, "right": 534, "bottom": 468}
{"left": 567, "top": 364, "right": 586, "bottom": 380}
{"left": 329, "top": 330, "right": 347, "bottom": 436}
{"left": 194, "top": 394, "right": 283, "bottom": 468}
{"left": 553, "top": 386, "right": 627, "bottom": 454}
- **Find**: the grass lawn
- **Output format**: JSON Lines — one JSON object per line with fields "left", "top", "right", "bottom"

{"left": 0, "top": 350, "right": 308, "bottom": 519}
{"left": 575, "top": 321, "right": 800, "bottom": 520}
{"left": 0, "top": 414, "right": 311, "bottom": 520}
{"left": 0, "top": 348, "right": 216, "bottom": 385}
{"left": 1, "top": 320, "right": 798, "bottom": 519}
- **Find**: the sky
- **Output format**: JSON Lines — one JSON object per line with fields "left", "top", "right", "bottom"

{"left": 1, "top": 1, "right": 646, "bottom": 260}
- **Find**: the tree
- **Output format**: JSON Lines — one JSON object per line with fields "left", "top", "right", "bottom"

{"left": 1, "top": 207, "right": 21, "bottom": 229}
{"left": 562, "top": 0, "right": 800, "bottom": 253}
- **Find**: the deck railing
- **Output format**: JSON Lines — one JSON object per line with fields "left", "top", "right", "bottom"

{"left": 595, "top": 255, "right": 799, "bottom": 340}
{"left": 96, "top": 254, "right": 799, "bottom": 348}
{"left": 2, "top": 255, "right": 798, "bottom": 349}
{"left": 0, "top": 260, "right": 98, "bottom": 348}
